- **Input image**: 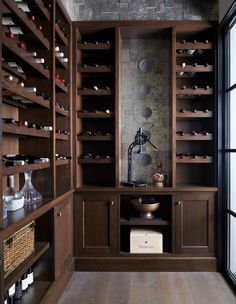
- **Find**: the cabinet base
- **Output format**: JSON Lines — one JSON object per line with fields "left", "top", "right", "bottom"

{"left": 75, "top": 257, "right": 217, "bottom": 272}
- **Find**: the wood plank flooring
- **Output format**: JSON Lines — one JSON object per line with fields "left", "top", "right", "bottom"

{"left": 58, "top": 272, "right": 236, "bottom": 304}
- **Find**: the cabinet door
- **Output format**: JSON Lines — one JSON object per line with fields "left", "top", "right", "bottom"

{"left": 78, "top": 194, "right": 117, "bottom": 254}
{"left": 173, "top": 193, "right": 215, "bottom": 254}
{"left": 54, "top": 197, "right": 73, "bottom": 278}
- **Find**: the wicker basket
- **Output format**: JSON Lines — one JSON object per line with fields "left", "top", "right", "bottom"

{"left": 3, "top": 221, "right": 35, "bottom": 277}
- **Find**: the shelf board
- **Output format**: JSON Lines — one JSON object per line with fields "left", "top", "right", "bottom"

{"left": 77, "top": 112, "right": 114, "bottom": 119}
{"left": 56, "top": 133, "right": 69, "bottom": 141}
{"left": 176, "top": 133, "right": 213, "bottom": 141}
{"left": 77, "top": 88, "right": 112, "bottom": 95}
{"left": 176, "top": 111, "right": 213, "bottom": 119}
{"left": 176, "top": 42, "right": 213, "bottom": 50}
{"left": 77, "top": 65, "right": 112, "bottom": 73}
{"left": 56, "top": 159, "right": 69, "bottom": 166}
{"left": 120, "top": 217, "right": 170, "bottom": 226}
{"left": 56, "top": 56, "right": 68, "bottom": 70}
{"left": 176, "top": 156, "right": 213, "bottom": 163}
{"left": 2, "top": 37, "right": 50, "bottom": 79}
{"left": 2, "top": 162, "right": 50, "bottom": 176}
{"left": 34, "top": 0, "right": 50, "bottom": 21}
{"left": 56, "top": 80, "right": 69, "bottom": 93}
{"left": 4, "top": 242, "right": 50, "bottom": 291}
{"left": 176, "top": 64, "right": 213, "bottom": 72}
{"left": 4, "top": 0, "right": 50, "bottom": 50}
{"left": 2, "top": 61, "right": 27, "bottom": 80}
{"left": 77, "top": 135, "right": 113, "bottom": 141}
{"left": 176, "top": 88, "right": 213, "bottom": 95}
{"left": 119, "top": 251, "right": 171, "bottom": 256}
{"left": 2, "top": 124, "right": 50, "bottom": 138}
{"left": 77, "top": 42, "right": 112, "bottom": 50}
{"left": 78, "top": 157, "right": 114, "bottom": 164}
{"left": 56, "top": 105, "right": 69, "bottom": 116}
{"left": 12, "top": 281, "right": 52, "bottom": 304}
{"left": 55, "top": 23, "right": 68, "bottom": 46}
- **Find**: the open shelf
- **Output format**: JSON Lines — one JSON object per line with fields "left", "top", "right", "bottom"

{"left": 2, "top": 37, "right": 50, "bottom": 79}
{"left": 78, "top": 65, "right": 112, "bottom": 73}
{"left": 176, "top": 133, "right": 213, "bottom": 140}
{"left": 78, "top": 157, "right": 114, "bottom": 164}
{"left": 4, "top": 242, "right": 50, "bottom": 291}
{"left": 4, "top": 0, "right": 50, "bottom": 50}
{"left": 176, "top": 88, "right": 213, "bottom": 95}
{"left": 2, "top": 162, "right": 50, "bottom": 176}
{"left": 176, "top": 41, "right": 213, "bottom": 50}
{"left": 176, "top": 110, "right": 213, "bottom": 118}
{"left": 77, "top": 88, "right": 112, "bottom": 95}
{"left": 77, "top": 42, "right": 113, "bottom": 50}
{"left": 77, "top": 135, "right": 113, "bottom": 141}
{"left": 176, "top": 64, "right": 213, "bottom": 72}
{"left": 2, "top": 124, "right": 50, "bottom": 138}
{"left": 55, "top": 23, "right": 68, "bottom": 46}
{"left": 77, "top": 112, "right": 114, "bottom": 119}
{"left": 120, "top": 217, "right": 170, "bottom": 226}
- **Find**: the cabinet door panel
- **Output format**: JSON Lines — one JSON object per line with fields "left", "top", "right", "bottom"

{"left": 174, "top": 193, "right": 215, "bottom": 254}
{"left": 54, "top": 197, "right": 73, "bottom": 278}
{"left": 78, "top": 194, "right": 117, "bottom": 254}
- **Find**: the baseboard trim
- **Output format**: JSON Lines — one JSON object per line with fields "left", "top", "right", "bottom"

{"left": 75, "top": 256, "right": 217, "bottom": 272}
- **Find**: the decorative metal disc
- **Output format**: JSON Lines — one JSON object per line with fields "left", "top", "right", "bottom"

{"left": 142, "top": 107, "right": 152, "bottom": 118}
{"left": 139, "top": 153, "right": 152, "bottom": 167}
{"left": 140, "top": 84, "right": 151, "bottom": 95}
{"left": 138, "top": 58, "right": 151, "bottom": 72}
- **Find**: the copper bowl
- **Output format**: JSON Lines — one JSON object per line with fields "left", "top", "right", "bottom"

{"left": 131, "top": 197, "right": 160, "bottom": 219}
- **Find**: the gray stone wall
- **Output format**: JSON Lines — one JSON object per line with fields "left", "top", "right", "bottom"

{"left": 120, "top": 37, "right": 171, "bottom": 185}
{"left": 61, "top": 0, "right": 218, "bottom": 21}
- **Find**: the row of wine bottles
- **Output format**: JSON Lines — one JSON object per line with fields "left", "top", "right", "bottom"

{"left": 2, "top": 118, "right": 70, "bottom": 135}
{"left": 79, "top": 109, "right": 111, "bottom": 114}
{"left": 176, "top": 131, "right": 212, "bottom": 136}
{"left": 80, "top": 153, "right": 112, "bottom": 160}
{"left": 178, "top": 109, "right": 210, "bottom": 113}
{"left": 2, "top": 154, "right": 71, "bottom": 167}
{"left": 181, "top": 85, "right": 211, "bottom": 90}
{"left": 5, "top": 267, "right": 34, "bottom": 304}
{"left": 79, "top": 130, "right": 112, "bottom": 136}
{"left": 176, "top": 153, "right": 211, "bottom": 158}
{"left": 81, "top": 63, "right": 111, "bottom": 68}
{"left": 2, "top": 70, "right": 69, "bottom": 92}
{"left": 81, "top": 40, "right": 111, "bottom": 46}
{"left": 81, "top": 85, "right": 111, "bottom": 91}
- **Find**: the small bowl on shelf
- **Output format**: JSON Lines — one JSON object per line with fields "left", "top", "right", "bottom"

{"left": 131, "top": 197, "right": 160, "bottom": 219}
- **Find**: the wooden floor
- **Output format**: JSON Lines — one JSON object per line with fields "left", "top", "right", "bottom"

{"left": 58, "top": 272, "right": 236, "bottom": 304}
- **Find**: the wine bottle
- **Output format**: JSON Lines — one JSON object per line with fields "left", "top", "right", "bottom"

{"left": 197, "top": 49, "right": 204, "bottom": 55}
{"left": 177, "top": 49, "right": 184, "bottom": 54}
{"left": 193, "top": 85, "right": 198, "bottom": 90}
{"left": 4, "top": 74, "right": 14, "bottom": 81}
{"left": 177, "top": 131, "right": 185, "bottom": 136}
{"left": 26, "top": 87, "right": 37, "bottom": 93}
{"left": 191, "top": 131, "right": 197, "bottom": 135}
{"left": 18, "top": 42, "right": 26, "bottom": 49}
{"left": 61, "top": 57, "right": 68, "bottom": 63}
{"left": 27, "top": 267, "right": 34, "bottom": 285}
{"left": 36, "top": 25, "right": 43, "bottom": 31}
{"left": 188, "top": 49, "right": 195, "bottom": 55}
{"left": 181, "top": 85, "right": 187, "bottom": 90}
{"left": 17, "top": 1, "right": 31, "bottom": 13}
{"left": 14, "top": 279, "right": 23, "bottom": 300}
{"left": 17, "top": 81, "right": 25, "bottom": 87}
{"left": 179, "top": 109, "right": 186, "bottom": 113}
{"left": 2, "top": 16, "right": 15, "bottom": 26}
{"left": 35, "top": 58, "right": 45, "bottom": 64}
{"left": 21, "top": 273, "right": 29, "bottom": 291}
{"left": 8, "top": 283, "right": 15, "bottom": 304}
{"left": 93, "top": 85, "right": 99, "bottom": 90}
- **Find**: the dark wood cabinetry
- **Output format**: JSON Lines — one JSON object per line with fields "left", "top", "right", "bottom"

{"left": 76, "top": 194, "right": 117, "bottom": 254}
{"left": 173, "top": 193, "right": 215, "bottom": 254}
{"left": 54, "top": 197, "right": 73, "bottom": 278}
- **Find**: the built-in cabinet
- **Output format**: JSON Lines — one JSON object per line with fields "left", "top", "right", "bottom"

{"left": 73, "top": 21, "right": 218, "bottom": 272}
{"left": 173, "top": 193, "right": 215, "bottom": 254}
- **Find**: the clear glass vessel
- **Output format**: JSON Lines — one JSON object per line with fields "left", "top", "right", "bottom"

{"left": 19, "top": 171, "right": 42, "bottom": 204}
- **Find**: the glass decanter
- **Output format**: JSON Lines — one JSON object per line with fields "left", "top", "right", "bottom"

{"left": 19, "top": 171, "right": 42, "bottom": 205}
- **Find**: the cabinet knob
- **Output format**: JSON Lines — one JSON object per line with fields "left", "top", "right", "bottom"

{"left": 176, "top": 201, "right": 182, "bottom": 205}
{"left": 57, "top": 212, "right": 62, "bottom": 217}
{"left": 110, "top": 201, "right": 114, "bottom": 206}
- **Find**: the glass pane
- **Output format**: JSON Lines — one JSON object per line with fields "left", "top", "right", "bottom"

{"left": 228, "top": 215, "right": 236, "bottom": 278}
{"left": 229, "top": 89, "right": 236, "bottom": 149}
{"left": 229, "top": 153, "right": 236, "bottom": 213}
{"left": 230, "top": 23, "right": 236, "bottom": 86}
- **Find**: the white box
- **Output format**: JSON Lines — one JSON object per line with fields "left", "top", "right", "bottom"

{"left": 130, "top": 227, "right": 163, "bottom": 253}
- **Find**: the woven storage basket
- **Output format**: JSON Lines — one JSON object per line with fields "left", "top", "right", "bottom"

{"left": 3, "top": 221, "right": 35, "bottom": 277}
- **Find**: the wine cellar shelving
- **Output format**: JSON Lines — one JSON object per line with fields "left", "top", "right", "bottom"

{"left": 75, "top": 27, "right": 116, "bottom": 187}
{"left": 0, "top": 1, "right": 73, "bottom": 303}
